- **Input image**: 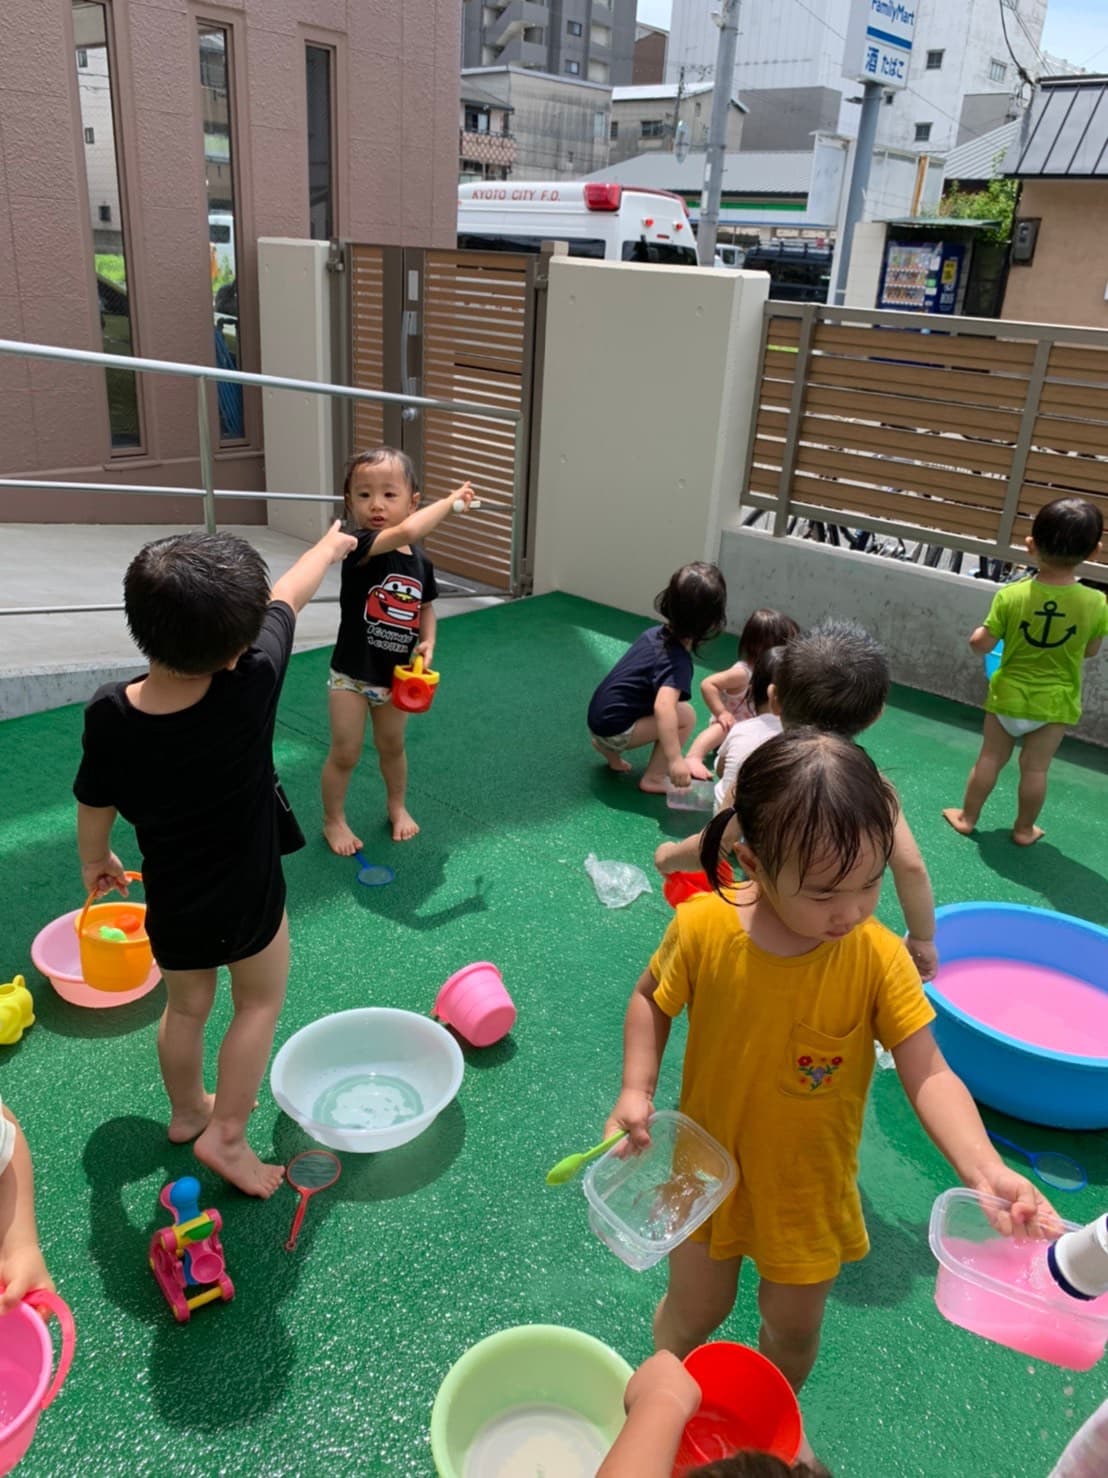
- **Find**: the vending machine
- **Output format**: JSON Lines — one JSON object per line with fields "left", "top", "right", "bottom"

{"left": 878, "top": 238, "right": 968, "bottom": 315}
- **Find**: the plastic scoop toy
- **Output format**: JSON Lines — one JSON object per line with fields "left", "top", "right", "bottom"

{"left": 352, "top": 850, "right": 395, "bottom": 888}
{"left": 285, "top": 1150, "right": 342, "bottom": 1251}
{"left": 453, "top": 496, "right": 482, "bottom": 512}
{"left": 988, "top": 1130, "right": 1087, "bottom": 1192}
{"left": 546, "top": 1131, "right": 627, "bottom": 1186}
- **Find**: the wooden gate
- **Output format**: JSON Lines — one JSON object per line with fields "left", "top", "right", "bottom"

{"left": 347, "top": 244, "right": 542, "bottom": 594}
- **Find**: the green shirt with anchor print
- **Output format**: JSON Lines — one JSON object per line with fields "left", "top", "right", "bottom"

{"left": 984, "top": 576, "right": 1108, "bottom": 726}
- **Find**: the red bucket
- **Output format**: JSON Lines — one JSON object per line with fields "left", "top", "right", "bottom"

{"left": 662, "top": 862, "right": 734, "bottom": 908}
{"left": 672, "top": 1342, "right": 802, "bottom": 1475}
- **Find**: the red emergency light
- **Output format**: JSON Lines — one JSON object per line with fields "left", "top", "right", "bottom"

{"left": 584, "top": 182, "right": 622, "bottom": 211}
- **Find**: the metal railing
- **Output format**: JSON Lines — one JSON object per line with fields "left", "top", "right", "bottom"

{"left": 0, "top": 336, "right": 525, "bottom": 618}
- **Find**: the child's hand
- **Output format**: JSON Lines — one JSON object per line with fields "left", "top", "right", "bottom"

{"left": 907, "top": 937, "right": 938, "bottom": 981}
{"left": 81, "top": 852, "right": 128, "bottom": 899}
{"left": 450, "top": 481, "right": 476, "bottom": 511}
{"left": 605, "top": 1089, "right": 654, "bottom": 1151}
{"left": 717, "top": 711, "right": 736, "bottom": 733}
{"left": 971, "top": 1167, "right": 1062, "bottom": 1240}
{"left": 322, "top": 520, "right": 358, "bottom": 562}
{"left": 623, "top": 1350, "right": 700, "bottom": 1422}
{"left": 668, "top": 758, "right": 692, "bottom": 790}
{"left": 0, "top": 1242, "right": 54, "bottom": 1314}
{"left": 414, "top": 640, "right": 434, "bottom": 667}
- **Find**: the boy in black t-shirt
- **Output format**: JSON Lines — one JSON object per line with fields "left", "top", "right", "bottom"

{"left": 74, "top": 522, "right": 356, "bottom": 1197}
{"left": 322, "top": 448, "right": 475, "bottom": 851}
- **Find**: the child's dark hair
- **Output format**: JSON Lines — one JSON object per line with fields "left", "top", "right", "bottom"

{"left": 700, "top": 728, "right": 898, "bottom": 893}
{"left": 738, "top": 609, "right": 800, "bottom": 666}
{"left": 343, "top": 446, "right": 419, "bottom": 506}
{"left": 774, "top": 619, "right": 889, "bottom": 737}
{"left": 1031, "top": 497, "right": 1103, "bottom": 567}
{"left": 750, "top": 644, "right": 786, "bottom": 712}
{"left": 124, "top": 532, "right": 270, "bottom": 675}
{"left": 655, "top": 562, "right": 727, "bottom": 649}
{"left": 688, "top": 1454, "right": 826, "bottom": 1477}
{"left": 687, "top": 1454, "right": 827, "bottom": 1477}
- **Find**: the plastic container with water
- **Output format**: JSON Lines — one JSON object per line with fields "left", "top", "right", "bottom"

{"left": 929, "top": 1188, "right": 1108, "bottom": 1370}
{"left": 583, "top": 1110, "right": 736, "bottom": 1271}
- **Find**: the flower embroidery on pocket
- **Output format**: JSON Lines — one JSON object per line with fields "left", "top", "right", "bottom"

{"left": 795, "top": 1052, "right": 844, "bottom": 1091}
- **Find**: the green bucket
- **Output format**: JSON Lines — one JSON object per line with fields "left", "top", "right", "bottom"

{"left": 430, "top": 1324, "right": 633, "bottom": 1476}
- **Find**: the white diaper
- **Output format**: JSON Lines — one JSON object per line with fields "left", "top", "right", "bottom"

{"left": 995, "top": 714, "right": 1047, "bottom": 739}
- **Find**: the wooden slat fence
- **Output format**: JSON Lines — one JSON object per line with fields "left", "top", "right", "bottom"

{"left": 744, "top": 304, "right": 1107, "bottom": 570}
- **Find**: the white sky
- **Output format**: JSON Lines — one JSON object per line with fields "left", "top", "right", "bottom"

{"left": 634, "top": 0, "right": 1108, "bottom": 74}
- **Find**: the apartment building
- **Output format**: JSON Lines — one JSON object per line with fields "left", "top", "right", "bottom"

{"left": 461, "top": 0, "right": 635, "bottom": 88}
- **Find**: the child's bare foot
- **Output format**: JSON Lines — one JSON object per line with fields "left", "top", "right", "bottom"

{"left": 942, "top": 807, "right": 975, "bottom": 836}
{"left": 591, "top": 737, "right": 631, "bottom": 773}
{"left": 324, "top": 817, "right": 363, "bottom": 857}
{"left": 168, "top": 1093, "right": 215, "bottom": 1144}
{"left": 194, "top": 1127, "right": 285, "bottom": 1198}
{"left": 1012, "top": 825, "right": 1044, "bottom": 847}
{"left": 389, "top": 805, "right": 420, "bottom": 842}
{"left": 686, "top": 758, "right": 712, "bottom": 782}
{"left": 639, "top": 775, "right": 669, "bottom": 795}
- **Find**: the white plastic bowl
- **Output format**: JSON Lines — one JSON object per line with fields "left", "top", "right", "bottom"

{"left": 270, "top": 1007, "right": 464, "bottom": 1153}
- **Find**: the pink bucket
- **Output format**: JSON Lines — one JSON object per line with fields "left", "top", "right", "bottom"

{"left": 0, "top": 1291, "right": 76, "bottom": 1475}
{"left": 433, "top": 962, "right": 516, "bottom": 1048}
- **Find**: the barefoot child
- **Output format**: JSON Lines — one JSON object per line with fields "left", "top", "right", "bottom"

{"left": 75, "top": 523, "right": 355, "bottom": 1197}
{"left": 0, "top": 1104, "right": 53, "bottom": 1311}
{"left": 321, "top": 449, "right": 475, "bottom": 849}
{"left": 607, "top": 732, "right": 1056, "bottom": 1410}
{"left": 943, "top": 497, "right": 1106, "bottom": 847}
{"left": 711, "top": 644, "right": 786, "bottom": 812}
{"left": 686, "top": 609, "right": 799, "bottom": 781}
{"left": 656, "top": 620, "right": 938, "bottom": 981}
{"left": 588, "top": 562, "right": 727, "bottom": 794}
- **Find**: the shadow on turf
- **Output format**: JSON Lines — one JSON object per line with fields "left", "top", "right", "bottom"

{"left": 968, "top": 831, "right": 1108, "bottom": 922}
{"left": 831, "top": 1189, "right": 934, "bottom": 1310}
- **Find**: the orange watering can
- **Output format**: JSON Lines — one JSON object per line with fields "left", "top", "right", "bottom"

{"left": 391, "top": 654, "right": 440, "bottom": 714}
{"left": 75, "top": 871, "right": 153, "bottom": 992}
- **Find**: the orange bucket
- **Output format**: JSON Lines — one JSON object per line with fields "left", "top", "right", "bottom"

{"left": 75, "top": 872, "right": 153, "bottom": 992}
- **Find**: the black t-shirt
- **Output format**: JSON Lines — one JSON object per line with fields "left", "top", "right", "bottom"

{"left": 72, "top": 601, "right": 303, "bottom": 969}
{"left": 587, "top": 624, "right": 694, "bottom": 737}
{"left": 330, "top": 530, "right": 439, "bottom": 686}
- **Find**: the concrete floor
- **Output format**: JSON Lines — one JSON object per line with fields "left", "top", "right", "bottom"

{"left": 0, "top": 524, "right": 499, "bottom": 717}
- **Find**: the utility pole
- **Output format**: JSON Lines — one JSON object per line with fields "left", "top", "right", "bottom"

{"left": 672, "top": 65, "right": 686, "bottom": 153}
{"left": 697, "top": 0, "right": 740, "bottom": 266}
{"left": 831, "top": 79, "right": 882, "bottom": 303}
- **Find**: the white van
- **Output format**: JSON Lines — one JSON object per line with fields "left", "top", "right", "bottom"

{"left": 457, "top": 181, "right": 698, "bottom": 266}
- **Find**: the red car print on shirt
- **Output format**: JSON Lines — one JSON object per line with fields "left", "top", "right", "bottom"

{"left": 365, "top": 575, "right": 423, "bottom": 629}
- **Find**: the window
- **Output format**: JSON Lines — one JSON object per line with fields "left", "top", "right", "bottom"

{"left": 610, "top": 120, "right": 619, "bottom": 139}
{"left": 641, "top": 118, "right": 665, "bottom": 138}
{"left": 198, "top": 24, "right": 244, "bottom": 440}
{"left": 464, "top": 107, "right": 490, "bottom": 133}
{"left": 306, "top": 45, "right": 335, "bottom": 240}
{"left": 914, "top": 121, "right": 932, "bottom": 142}
{"left": 567, "top": 19, "right": 583, "bottom": 35}
{"left": 73, "top": 2, "right": 140, "bottom": 450}
{"left": 926, "top": 49, "right": 943, "bottom": 69}
{"left": 564, "top": 59, "right": 580, "bottom": 75}
{"left": 884, "top": 90, "right": 894, "bottom": 104}
{"left": 989, "top": 58, "right": 1007, "bottom": 82}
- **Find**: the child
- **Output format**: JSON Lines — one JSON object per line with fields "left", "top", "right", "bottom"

{"left": 656, "top": 620, "right": 938, "bottom": 981}
{"left": 0, "top": 1104, "right": 52, "bottom": 1312}
{"left": 711, "top": 645, "right": 786, "bottom": 813}
{"left": 321, "top": 449, "right": 475, "bottom": 849}
{"left": 597, "top": 1351, "right": 828, "bottom": 1478}
{"left": 686, "top": 609, "right": 799, "bottom": 781}
{"left": 588, "top": 563, "right": 727, "bottom": 794}
{"left": 943, "top": 497, "right": 1106, "bottom": 847}
{"left": 1051, "top": 1398, "right": 1108, "bottom": 1477}
{"left": 607, "top": 731, "right": 1055, "bottom": 1407}
{"left": 74, "top": 522, "right": 356, "bottom": 1197}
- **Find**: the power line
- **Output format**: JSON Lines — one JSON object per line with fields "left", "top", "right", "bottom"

{"left": 998, "top": 0, "right": 1036, "bottom": 89}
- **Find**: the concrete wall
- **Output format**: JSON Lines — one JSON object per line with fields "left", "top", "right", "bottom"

{"left": 467, "top": 67, "right": 611, "bottom": 178}
{"left": 1002, "top": 181, "right": 1108, "bottom": 331}
{"left": 0, "top": 0, "right": 459, "bottom": 524}
{"left": 533, "top": 256, "right": 768, "bottom": 617}
{"left": 608, "top": 92, "right": 743, "bottom": 165}
{"left": 718, "top": 527, "right": 1106, "bottom": 746}
{"left": 632, "top": 30, "right": 666, "bottom": 86}
{"left": 737, "top": 88, "right": 843, "bottom": 154}
{"left": 843, "top": 220, "right": 887, "bottom": 308}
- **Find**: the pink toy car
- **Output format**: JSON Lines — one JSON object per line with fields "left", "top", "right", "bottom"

{"left": 149, "top": 1177, "right": 234, "bottom": 1322}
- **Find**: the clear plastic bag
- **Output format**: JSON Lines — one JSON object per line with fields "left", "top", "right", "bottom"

{"left": 584, "top": 853, "right": 652, "bottom": 909}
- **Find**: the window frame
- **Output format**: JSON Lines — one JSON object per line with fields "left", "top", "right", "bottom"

{"left": 305, "top": 40, "right": 338, "bottom": 241}
{"left": 914, "top": 121, "right": 932, "bottom": 142}
{"left": 567, "top": 19, "right": 583, "bottom": 36}
{"left": 564, "top": 58, "right": 580, "bottom": 75}
{"left": 925, "top": 49, "right": 944, "bottom": 70}
{"left": 989, "top": 58, "right": 1007, "bottom": 82}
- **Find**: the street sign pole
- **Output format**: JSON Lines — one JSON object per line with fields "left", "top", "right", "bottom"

{"left": 832, "top": 80, "right": 883, "bottom": 304}
{"left": 697, "top": 0, "right": 740, "bottom": 267}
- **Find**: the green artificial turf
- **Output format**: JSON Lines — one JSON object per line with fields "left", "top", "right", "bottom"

{"left": 1, "top": 591, "right": 1105, "bottom": 1477}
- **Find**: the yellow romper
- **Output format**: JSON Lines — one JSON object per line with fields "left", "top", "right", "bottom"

{"left": 650, "top": 890, "right": 935, "bottom": 1284}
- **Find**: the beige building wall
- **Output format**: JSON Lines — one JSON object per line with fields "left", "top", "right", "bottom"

{"left": 0, "top": 0, "right": 459, "bottom": 524}
{"left": 1002, "top": 180, "right": 1108, "bottom": 330}
{"left": 608, "top": 89, "right": 743, "bottom": 166}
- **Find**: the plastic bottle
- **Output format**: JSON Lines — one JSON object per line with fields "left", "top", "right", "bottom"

{"left": 1047, "top": 1214, "right": 1108, "bottom": 1301}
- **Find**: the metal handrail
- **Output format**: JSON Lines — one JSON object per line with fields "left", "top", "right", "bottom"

{"left": 0, "top": 335, "right": 527, "bottom": 616}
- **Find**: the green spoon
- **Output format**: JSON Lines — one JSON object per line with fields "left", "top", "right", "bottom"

{"left": 545, "top": 1131, "right": 627, "bottom": 1186}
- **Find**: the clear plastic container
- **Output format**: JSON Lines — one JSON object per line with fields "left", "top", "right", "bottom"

{"left": 929, "top": 1188, "right": 1108, "bottom": 1370}
{"left": 665, "top": 779, "right": 716, "bottom": 813}
{"left": 583, "top": 1111, "right": 737, "bottom": 1272}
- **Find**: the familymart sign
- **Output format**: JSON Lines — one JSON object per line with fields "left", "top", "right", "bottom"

{"left": 844, "top": 0, "right": 916, "bottom": 89}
